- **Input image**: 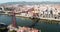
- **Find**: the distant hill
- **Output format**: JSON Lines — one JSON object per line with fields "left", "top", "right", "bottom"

{"left": 0, "top": 1, "right": 60, "bottom": 5}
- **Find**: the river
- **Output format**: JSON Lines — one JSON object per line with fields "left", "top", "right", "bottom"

{"left": 0, "top": 15, "right": 60, "bottom": 32}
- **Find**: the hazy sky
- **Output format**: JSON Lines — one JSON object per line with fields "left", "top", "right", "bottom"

{"left": 0, "top": 0, "right": 60, "bottom": 4}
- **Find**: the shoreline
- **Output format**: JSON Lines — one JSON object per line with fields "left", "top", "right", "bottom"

{"left": 0, "top": 14, "right": 60, "bottom": 24}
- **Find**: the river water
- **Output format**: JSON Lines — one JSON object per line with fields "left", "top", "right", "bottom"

{"left": 0, "top": 15, "right": 60, "bottom": 32}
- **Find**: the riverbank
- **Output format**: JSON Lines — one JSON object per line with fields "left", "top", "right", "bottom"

{"left": 15, "top": 16, "right": 60, "bottom": 24}
{"left": 0, "top": 14, "right": 60, "bottom": 24}
{"left": 0, "top": 13, "right": 60, "bottom": 21}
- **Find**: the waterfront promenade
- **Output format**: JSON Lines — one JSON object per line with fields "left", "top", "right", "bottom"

{"left": 0, "top": 12, "right": 60, "bottom": 21}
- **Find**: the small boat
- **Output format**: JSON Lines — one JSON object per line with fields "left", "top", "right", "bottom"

{"left": 0, "top": 23, "right": 8, "bottom": 32}
{"left": 0, "top": 23, "right": 7, "bottom": 28}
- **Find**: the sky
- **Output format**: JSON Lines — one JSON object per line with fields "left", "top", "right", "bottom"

{"left": 0, "top": 0, "right": 60, "bottom": 4}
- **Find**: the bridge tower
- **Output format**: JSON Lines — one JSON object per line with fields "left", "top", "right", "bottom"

{"left": 11, "top": 9, "right": 17, "bottom": 28}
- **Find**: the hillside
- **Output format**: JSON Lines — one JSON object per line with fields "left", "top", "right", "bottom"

{"left": 0, "top": 1, "right": 60, "bottom": 5}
